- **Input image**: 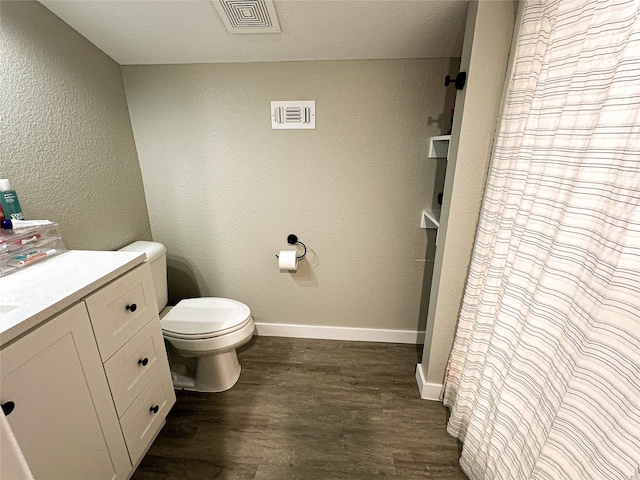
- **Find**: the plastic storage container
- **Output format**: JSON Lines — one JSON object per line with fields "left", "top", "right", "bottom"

{"left": 0, "top": 223, "right": 65, "bottom": 276}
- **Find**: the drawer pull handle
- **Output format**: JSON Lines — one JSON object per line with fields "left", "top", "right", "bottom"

{"left": 150, "top": 405, "right": 159, "bottom": 414}
{"left": 2, "top": 401, "right": 15, "bottom": 416}
{"left": 138, "top": 357, "right": 149, "bottom": 367}
{"left": 126, "top": 303, "right": 137, "bottom": 312}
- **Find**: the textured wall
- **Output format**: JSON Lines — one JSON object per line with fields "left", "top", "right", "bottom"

{"left": 123, "top": 59, "right": 456, "bottom": 331}
{"left": 0, "top": 0, "right": 151, "bottom": 250}
{"left": 422, "top": 1, "right": 519, "bottom": 384}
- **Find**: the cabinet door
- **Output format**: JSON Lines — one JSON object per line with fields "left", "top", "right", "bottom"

{"left": 0, "top": 303, "right": 131, "bottom": 480}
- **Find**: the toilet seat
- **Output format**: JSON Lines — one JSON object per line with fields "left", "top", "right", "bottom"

{"left": 161, "top": 297, "right": 252, "bottom": 340}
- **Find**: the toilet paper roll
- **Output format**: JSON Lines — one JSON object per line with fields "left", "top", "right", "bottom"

{"left": 278, "top": 250, "right": 298, "bottom": 272}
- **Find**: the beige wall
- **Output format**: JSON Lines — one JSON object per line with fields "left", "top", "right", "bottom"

{"left": 123, "top": 59, "right": 457, "bottom": 331}
{"left": 0, "top": 0, "right": 151, "bottom": 250}
{"left": 421, "top": 0, "right": 519, "bottom": 385}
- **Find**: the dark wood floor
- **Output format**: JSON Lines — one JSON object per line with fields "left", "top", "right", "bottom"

{"left": 131, "top": 336, "right": 467, "bottom": 480}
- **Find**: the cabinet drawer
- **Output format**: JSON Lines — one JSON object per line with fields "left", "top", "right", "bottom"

{"left": 120, "top": 366, "right": 175, "bottom": 465}
{"left": 85, "top": 263, "right": 157, "bottom": 360}
{"left": 104, "top": 318, "right": 167, "bottom": 417}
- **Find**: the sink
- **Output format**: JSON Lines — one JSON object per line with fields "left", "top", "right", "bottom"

{"left": 0, "top": 305, "right": 19, "bottom": 315}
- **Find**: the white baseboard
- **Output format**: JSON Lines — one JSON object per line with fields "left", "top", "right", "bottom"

{"left": 415, "top": 363, "right": 443, "bottom": 401}
{"left": 254, "top": 322, "right": 425, "bottom": 345}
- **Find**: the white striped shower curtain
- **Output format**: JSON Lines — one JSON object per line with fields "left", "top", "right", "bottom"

{"left": 443, "top": 1, "right": 640, "bottom": 479}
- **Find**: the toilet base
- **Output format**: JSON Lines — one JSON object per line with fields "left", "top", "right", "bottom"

{"left": 169, "top": 349, "right": 242, "bottom": 393}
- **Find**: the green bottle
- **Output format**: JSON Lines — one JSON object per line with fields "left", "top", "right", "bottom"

{"left": 0, "top": 179, "right": 24, "bottom": 220}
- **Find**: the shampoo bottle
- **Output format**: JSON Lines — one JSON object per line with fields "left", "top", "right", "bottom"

{"left": 0, "top": 180, "right": 24, "bottom": 221}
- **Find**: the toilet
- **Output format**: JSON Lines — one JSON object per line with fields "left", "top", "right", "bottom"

{"left": 119, "top": 241, "right": 255, "bottom": 392}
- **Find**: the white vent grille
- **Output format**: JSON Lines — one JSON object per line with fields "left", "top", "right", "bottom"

{"left": 213, "top": 0, "right": 281, "bottom": 34}
{"left": 271, "top": 101, "right": 316, "bottom": 130}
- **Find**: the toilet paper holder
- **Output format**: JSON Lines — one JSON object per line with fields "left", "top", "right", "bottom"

{"left": 275, "top": 234, "right": 306, "bottom": 260}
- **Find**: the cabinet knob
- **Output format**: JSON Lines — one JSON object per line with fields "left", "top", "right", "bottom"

{"left": 444, "top": 72, "right": 467, "bottom": 90}
{"left": 2, "top": 401, "right": 15, "bottom": 416}
{"left": 138, "top": 357, "right": 149, "bottom": 367}
{"left": 150, "top": 405, "right": 159, "bottom": 414}
{"left": 125, "top": 303, "right": 137, "bottom": 312}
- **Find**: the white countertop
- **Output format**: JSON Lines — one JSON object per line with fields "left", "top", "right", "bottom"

{"left": 0, "top": 250, "right": 145, "bottom": 346}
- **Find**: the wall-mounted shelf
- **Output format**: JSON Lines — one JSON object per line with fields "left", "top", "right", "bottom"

{"left": 428, "top": 135, "right": 451, "bottom": 159}
{"left": 420, "top": 209, "right": 441, "bottom": 229}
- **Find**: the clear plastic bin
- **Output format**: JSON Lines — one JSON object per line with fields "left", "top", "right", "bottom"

{"left": 0, "top": 223, "right": 66, "bottom": 276}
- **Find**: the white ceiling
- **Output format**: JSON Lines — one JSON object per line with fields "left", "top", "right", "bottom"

{"left": 38, "top": 0, "right": 468, "bottom": 65}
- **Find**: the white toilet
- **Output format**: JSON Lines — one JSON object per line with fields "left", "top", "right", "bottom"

{"left": 119, "top": 241, "right": 255, "bottom": 392}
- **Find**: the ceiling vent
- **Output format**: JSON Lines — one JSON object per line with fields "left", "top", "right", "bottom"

{"left": 213, "top": 0, "right": 281, "bottom": 34}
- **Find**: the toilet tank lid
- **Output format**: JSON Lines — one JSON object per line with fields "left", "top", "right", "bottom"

{"left": 118, "top": 241, "right": 166, "bottom": 262}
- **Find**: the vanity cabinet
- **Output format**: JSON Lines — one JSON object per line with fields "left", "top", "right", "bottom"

{"left": 0, "top": 302, "right": 131, "bottom": 480}
{"left": 0, "top": 254, "right": 175, "bottom": 479}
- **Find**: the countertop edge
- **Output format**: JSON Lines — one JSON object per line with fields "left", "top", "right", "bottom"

{"left": 0, "top": 250, "right": 145, "bottom": 347}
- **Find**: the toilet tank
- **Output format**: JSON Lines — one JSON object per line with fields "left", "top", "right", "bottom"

{"left": 118, "top": 241, "right": 167, "bottom": 314}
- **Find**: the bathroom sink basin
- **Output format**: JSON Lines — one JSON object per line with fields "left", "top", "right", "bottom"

{"left": 0, "top": 305, "right": 19, "bottom": 315}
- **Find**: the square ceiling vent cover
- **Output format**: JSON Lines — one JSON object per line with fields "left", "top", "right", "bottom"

{"left": 213, "top": 0, "right": 281, "bottom": 34}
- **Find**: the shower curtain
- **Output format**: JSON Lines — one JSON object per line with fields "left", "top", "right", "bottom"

{"left": 443, "top": 1, "right": 640, "bottom": 479}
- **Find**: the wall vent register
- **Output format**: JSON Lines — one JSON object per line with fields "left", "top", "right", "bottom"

{"left": 271, "top": 101, "right": 316, "bottom": 130}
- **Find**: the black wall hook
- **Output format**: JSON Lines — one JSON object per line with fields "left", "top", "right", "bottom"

{"left": 276, "top": 234, "right": 307, "bottom": 260}
{"left": 444, "top": 72, "right": 467, "bottom": 90}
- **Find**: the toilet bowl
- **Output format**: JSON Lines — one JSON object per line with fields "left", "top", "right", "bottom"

{"left": 118, "top": 241, "right": 255, "bottom": 393}
{"left": 161, "top": 297, "right": 255, "bottom": 391}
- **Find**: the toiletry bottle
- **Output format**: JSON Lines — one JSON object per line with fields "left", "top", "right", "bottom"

{"left": 0, "top": 179, "right": 24, "bottom": 220}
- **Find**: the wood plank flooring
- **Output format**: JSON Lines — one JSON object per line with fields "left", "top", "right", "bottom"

{"left": 131, "top": 336, "right": 467, "bottom": 479}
